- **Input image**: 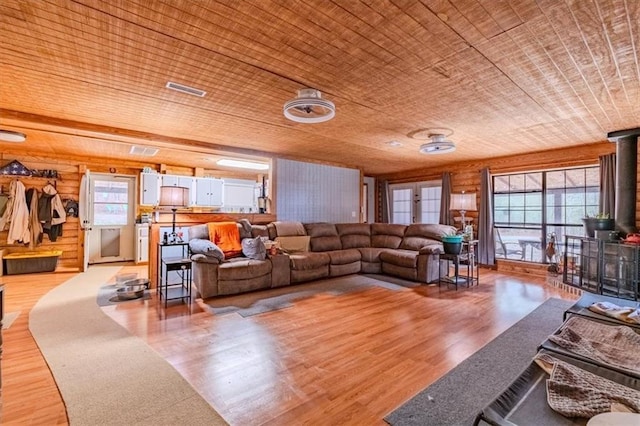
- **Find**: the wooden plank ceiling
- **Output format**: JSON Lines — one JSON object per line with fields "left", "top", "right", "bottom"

{"left": 0, "top": 0, "right": 638, "bottom": 175}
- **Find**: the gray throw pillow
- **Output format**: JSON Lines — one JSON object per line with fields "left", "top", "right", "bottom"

{"left": 241, "top": 236, "right": 266, "bottom": 260}
{"left": 188, "top": 238, "right": 225, "bottom": 261}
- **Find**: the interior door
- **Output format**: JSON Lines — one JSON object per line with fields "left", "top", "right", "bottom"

{"left": 87, "top": 174, "right": 136, "bottom": 264}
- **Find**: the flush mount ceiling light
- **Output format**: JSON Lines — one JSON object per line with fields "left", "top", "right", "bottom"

{"left": 409, "top": 128, "right": 456, "bottom": 154}
{"left": 0, "top": 129, "right": 27, "bottom": 142}
{"left": 283, "top": 88, "right": 335, "bottom": 123}
{"left": 216, "top": 158, "right": 269, "bottom": 170}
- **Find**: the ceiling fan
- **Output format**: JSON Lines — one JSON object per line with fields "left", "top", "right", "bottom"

{"left": 408, "top": 128, "right": 456, "bottom": 154}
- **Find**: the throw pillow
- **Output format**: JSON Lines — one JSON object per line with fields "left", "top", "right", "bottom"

{"left": 188, "top": 238, "right": 225, "bottom": 261}
{"left": 237, "top": 218, "right": 252, "bottom": 240}
{"left": 241, "top": 236, "right": 266, "bottom": 260}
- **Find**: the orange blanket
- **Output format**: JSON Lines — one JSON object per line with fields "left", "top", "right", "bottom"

{"left": 207, "top": 222, "right": 242, "bottom": 258}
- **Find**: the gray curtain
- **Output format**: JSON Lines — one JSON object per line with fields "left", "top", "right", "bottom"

{"left": 478, "top": 168, "right": 495, "bottom": 266}
{"left": 439, "top": 172, "right": 452, "bottom": 225}
{"left": 379, "top": 179, "right": 390, "bottom": 223}
{"left": 599, "top": 153, "right": 616, "bottom": 217}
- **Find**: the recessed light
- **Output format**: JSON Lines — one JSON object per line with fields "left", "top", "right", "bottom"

{"left": 0, "top": 130, "right": 26, "bottom": 142}
{"left": 386, "top": 140, "right": 402, "bottom": 147}
{"left": 216, "top": 159, "right": 269, "bottom": 170}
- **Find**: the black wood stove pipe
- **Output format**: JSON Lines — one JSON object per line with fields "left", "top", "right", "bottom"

{"left": 607, "top": 127, "right": 639, "bottom": 235}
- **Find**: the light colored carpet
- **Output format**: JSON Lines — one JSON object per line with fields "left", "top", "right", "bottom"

{"left": 30, "top": 265, "right": 228, "bottom": 425}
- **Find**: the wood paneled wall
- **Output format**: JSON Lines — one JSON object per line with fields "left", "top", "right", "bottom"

{"left": 378, "top": 141, "right": 626, "bottom": 225}
{"left": 376, "top": 141, "right": 640, "bottom": 275}
{"left": 0, "top": 160, "right": 80, "bottom": 268}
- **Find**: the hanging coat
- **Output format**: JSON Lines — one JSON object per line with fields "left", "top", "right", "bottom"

{"left": 39, "top": 183, "right": 66, "bottom": 242}
{"left": 0, "top": 180, "right": 30, "bottom": 244}
{"left": 26, "top": 188, "right": 43, "bottom": 247}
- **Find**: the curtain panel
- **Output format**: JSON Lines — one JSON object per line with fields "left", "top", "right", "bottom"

{"left": 439, "top": 172, "right": 452, "bottom": 225}
{"left": 478, "top": 168, "right": 495, "bottom": 266}
{"left": 599, "top": 153, "right": 616, "bottom": 217}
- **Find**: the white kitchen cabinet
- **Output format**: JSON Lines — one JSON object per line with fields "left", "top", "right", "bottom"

{"left": 194, "top": 177, "right": 224, "bottom": 207}
{"left": 140, "top": 172, "right": 160, "bottom": 206}
{"left": 135, "top": 223, "right": 149, "bottom": 263}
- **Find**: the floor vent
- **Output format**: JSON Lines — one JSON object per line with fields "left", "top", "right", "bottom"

{"left": 129, "top": 146, "right": 159, "bottom": 156}
{"left": 165, "top": 81, "right": 207, "bottom": 97}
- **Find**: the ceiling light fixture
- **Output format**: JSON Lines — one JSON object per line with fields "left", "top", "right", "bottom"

{"left": 283, "top": 88, "right": 335, "bottom": 123}
{"left": 216, "top": 158, "right": 269, "bottom": 170}
{"left": 0, "top": 129, "right": 27, "bottom": 142}
{"left": 409, "top": 128, "right": 456, "bottom": 154}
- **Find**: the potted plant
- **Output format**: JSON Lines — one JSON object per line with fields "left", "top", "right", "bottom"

{"left": 442, "top": 231, "right": 463, "bottom": 254}
{"left": 581, "top": 213, "right": 615, "bottom": 238}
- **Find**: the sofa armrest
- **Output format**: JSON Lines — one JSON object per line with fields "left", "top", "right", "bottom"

{"left": 419, "top": 244, "right": 442, "bottom": 255}
{"left": 190, "top": 253, "right": 221, "bottom": 264}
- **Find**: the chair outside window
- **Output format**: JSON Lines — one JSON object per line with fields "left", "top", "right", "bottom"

{"left": 495, "top": 228, "right": 524, "bottom": 260}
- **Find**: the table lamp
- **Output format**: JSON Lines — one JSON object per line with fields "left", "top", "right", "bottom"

{"left": 450, "top": 192, "right": 477, "bottom": 232}
{"left": 159, "top": 186, "right": 189, "bottom": 243}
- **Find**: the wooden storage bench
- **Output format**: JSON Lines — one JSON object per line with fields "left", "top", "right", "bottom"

{"left": 3, "top": 250, "right": 63, "bottom": 275}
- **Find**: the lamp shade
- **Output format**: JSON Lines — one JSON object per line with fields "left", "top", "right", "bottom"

{"left": 159, "top": 186, "right": 189, "bottom": 208}
{"left": 450, "top": 192, "right": 477, "bottom": 211}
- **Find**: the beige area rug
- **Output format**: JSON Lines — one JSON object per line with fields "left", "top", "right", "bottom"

{"left": 30, "top": 265, "right": 228, "bottom": 426}
{"left": 2, "top": 310, "right": 20, "bottom": 329}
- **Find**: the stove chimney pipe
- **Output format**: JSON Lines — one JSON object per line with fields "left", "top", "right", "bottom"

{"left": 607, "top": 127, "right": 639, "bottom": 235}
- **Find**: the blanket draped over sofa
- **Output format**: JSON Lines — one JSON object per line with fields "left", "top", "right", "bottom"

{"left": 189, "top": 221, "right": 457, "bottom": 299}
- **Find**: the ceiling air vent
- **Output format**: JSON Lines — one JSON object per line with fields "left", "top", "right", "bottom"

{"left": 129, "top": 146, "right": 159, "bottom": 157}
{"left": 165, "top": 81, "right": 206, "bottom": 97}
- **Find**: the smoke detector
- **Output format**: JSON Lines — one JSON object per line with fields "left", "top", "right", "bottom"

{"left": 283, "top": 88, "right": 335, "bottom": 123}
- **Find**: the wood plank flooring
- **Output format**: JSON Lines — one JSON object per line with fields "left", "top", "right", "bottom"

{"left": 1, "top": 266, "right": 578, "bottom": 425}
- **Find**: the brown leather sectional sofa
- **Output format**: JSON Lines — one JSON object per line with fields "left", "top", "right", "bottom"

{"left": 189, "top": 221, "right": 458, "bottom": 299}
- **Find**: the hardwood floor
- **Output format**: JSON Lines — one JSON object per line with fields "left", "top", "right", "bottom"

{"left": 1, "top": 266, "right": 578, "bottom": 425}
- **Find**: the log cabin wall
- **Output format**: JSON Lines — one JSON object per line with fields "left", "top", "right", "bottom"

{"left": 376, "top": 142, "right": 632, "bottom": 276}
{"left": 0, "top": 147, "right": 273, "bottom": 272}
{"left": 0, "top": 156, "right": 80, "bottom": 269}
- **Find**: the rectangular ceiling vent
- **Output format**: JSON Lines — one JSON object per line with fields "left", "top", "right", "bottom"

{"left": 165, "top": 81, "right": 206, "bottom": 97}
{"left": 129, "top": 145, "right": 159, "bottom": 157}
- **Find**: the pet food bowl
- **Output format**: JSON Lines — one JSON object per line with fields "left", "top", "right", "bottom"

{"left": 116, "top": 279, "right": 149, "bottom": 300}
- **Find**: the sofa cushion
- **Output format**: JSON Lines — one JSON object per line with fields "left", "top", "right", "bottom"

{"left": 326, "top": 248, "right": 361, "bottom": 265}
{"left": 289, "top": 252, "right": 330, "bottom": 270}
{"left": 189, "top": 238, "right": 225, "bottom": 261}
{"left": 217, "top": 258, "right": 271, "bottom": 280}
{"left": 379, "top": 249, "right": 419, "bottom": 268}
{"left": 399, "top": 236, "right": 437, "bottom": 251}
{"left": 251, "top": 224, "right": 269, "bottom": 239}
{"left": 336, "top": 223, "right": 371, "bottom": 249}
{"left": 276, "top": 236, "right": 311, "bottom": 253}
{"left": 404, "top": 223, "right": 458, "bottom": 241}
{"left": 305, "top": 223, "right": 342, "bottom": 252}
{"left": 358, "top": 247, "right": 395, "bottom": 263}
{"left": 371, "top": 223, "right": 406, "bottom": 249}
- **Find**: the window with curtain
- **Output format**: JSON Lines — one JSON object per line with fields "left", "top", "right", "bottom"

{"left": 493, "top": 166, "right": 599, "bottom": 263}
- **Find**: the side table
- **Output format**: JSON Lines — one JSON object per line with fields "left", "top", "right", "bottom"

{"left": 157, "top": 242, "right": 192, "bottom": 307}
{"left": 439, "top": 240, "right": 479, "bottom": 290}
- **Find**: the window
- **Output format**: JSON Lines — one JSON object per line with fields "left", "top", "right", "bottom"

{"left": 390, "top": 181, "right": 441, "bottom": 225}
{"left": 493, "top": 167, "right": 599, "bottom": 263}
{"left": 92, "top": 180, "right": 130, "bottom": 226}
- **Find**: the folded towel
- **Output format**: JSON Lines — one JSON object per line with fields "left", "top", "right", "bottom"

{"left": 589, "top": 302, "right": 640, "bottom": 325}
